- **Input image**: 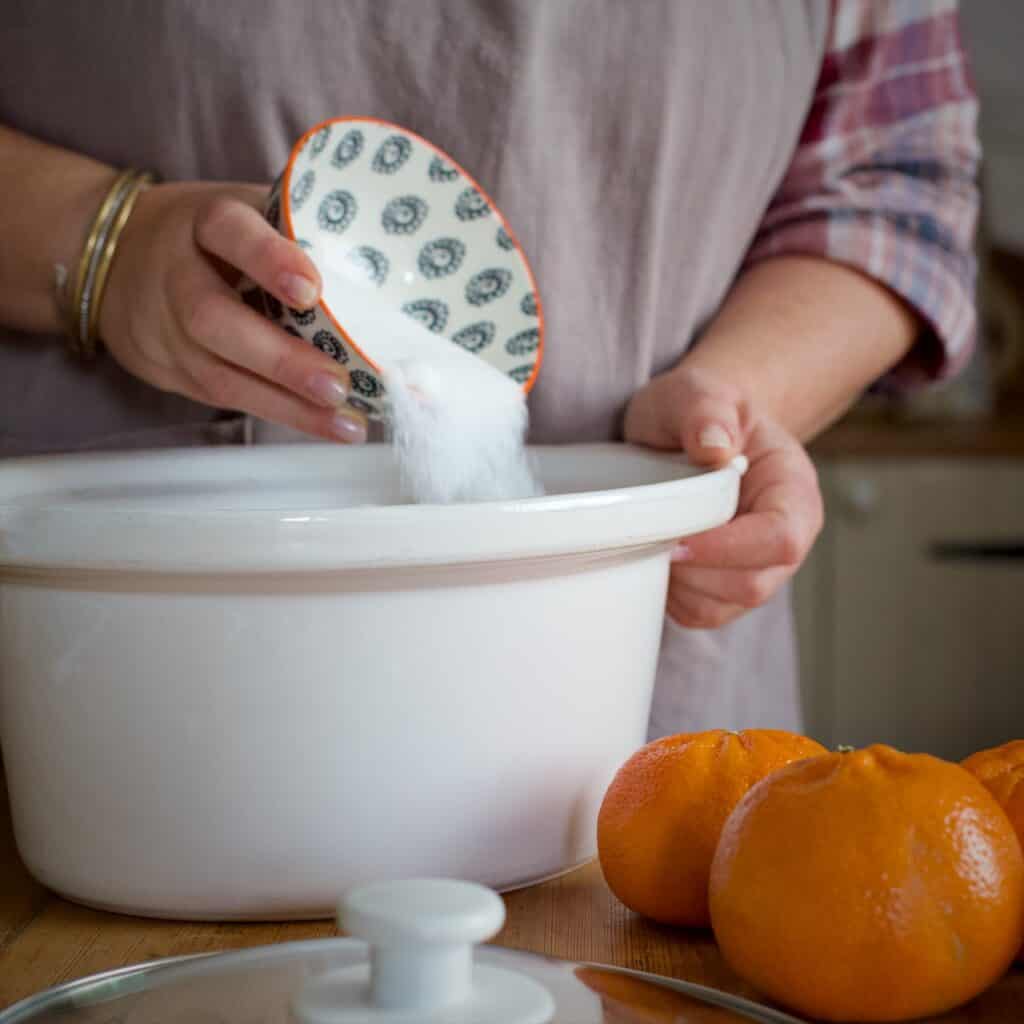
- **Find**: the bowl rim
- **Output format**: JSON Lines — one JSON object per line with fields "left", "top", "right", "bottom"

{"left": 279, "top": 115, "right": 545, "bottom": 394}
{"left": 0, "top": 445, "right": 746, "bottom": 575}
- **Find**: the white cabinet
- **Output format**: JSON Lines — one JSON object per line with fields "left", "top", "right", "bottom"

{"left": 794, "top": 459, "right": 1024, "bottom": 761}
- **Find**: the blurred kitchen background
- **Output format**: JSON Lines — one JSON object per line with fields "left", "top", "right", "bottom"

{"left": 792, "top": 6, "right": 1024, "bottom": 761}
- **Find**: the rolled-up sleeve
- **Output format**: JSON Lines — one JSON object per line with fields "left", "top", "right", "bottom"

{"left": 745, "top": 0, "right": 980, "bottom": 387}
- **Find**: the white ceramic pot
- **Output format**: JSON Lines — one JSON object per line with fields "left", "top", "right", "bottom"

{"left": 0, "top": 443, "right": 744, "bottom": 920}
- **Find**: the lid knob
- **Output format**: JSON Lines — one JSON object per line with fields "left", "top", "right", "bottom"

{"left": 345, "top": 878, "right": 504, "bottom": 1012}
{"left": 292, "top": 879, "right": 554, "bottom": 1023}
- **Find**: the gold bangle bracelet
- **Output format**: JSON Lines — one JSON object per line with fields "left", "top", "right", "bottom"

{"left": 67, "top": 169, "right": 135, "bottom": 350}
{"left": 84, "top": 172, "right": 153, "bottom": 355}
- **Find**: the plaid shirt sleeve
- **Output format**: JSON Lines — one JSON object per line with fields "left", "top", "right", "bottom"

{"left": 744, "top": 0, "right": 980, "bottom": 387}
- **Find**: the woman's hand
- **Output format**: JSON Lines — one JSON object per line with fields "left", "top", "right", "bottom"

{"left": 624, "top": 366, "right": 823, "bottom": 629}
{"left": 98, "top": 181, "right": 367, "bottom": 442}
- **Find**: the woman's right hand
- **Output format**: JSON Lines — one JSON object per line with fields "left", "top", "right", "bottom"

{"left": 98, "top": 181, "right": 367, "bottom": 443}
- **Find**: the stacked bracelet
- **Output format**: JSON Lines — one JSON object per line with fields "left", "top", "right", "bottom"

{"left": 65, "top": 169, "right": 154, "bottom": 360}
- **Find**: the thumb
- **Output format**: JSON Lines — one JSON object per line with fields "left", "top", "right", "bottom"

{"left": 684, "top": 407, "right": 741, "bottom": 468}
{"left": 680, "top": 389, "right": 743, "bottom": 467}
{"left": 625, "top": 368, "right": 745, "bottom": 466}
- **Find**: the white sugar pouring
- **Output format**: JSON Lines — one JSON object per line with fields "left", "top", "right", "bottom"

{"left": 323, "top": 268, "right": 543, "bottom": 505}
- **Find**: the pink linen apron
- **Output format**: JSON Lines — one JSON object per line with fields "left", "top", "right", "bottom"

{"left": 0, "top": 1, "right": 830, "bottom": 736}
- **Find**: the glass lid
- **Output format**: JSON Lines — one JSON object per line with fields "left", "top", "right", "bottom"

{"left": 0, "top": 881, "right": 795, "bottom": 1024}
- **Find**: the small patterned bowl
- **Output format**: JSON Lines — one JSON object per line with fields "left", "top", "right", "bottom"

{"left": 260, "top": 117, "right": 544, "bottom": 421}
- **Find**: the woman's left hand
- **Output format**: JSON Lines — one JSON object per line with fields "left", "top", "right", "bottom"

{"left": 624, "top": 366, "right": 824, "bottom": 629}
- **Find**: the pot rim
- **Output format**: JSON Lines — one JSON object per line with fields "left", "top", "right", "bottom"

{"left": 0, "top": 443, "right": 744, "bottom": 574}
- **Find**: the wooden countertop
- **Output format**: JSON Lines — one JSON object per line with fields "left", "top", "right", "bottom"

{"left": 1, "top": 768, "right": 1021, "bottom": 1020}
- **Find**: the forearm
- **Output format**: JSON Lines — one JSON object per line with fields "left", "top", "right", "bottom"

{"left": 680, "top": 255, "right": 920, "bottom": 442}
{"left": 0, "top": 124, "right": 118, "bottom": 335}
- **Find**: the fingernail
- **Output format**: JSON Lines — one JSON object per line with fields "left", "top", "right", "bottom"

{"left": 306, "top": 372, "right": 348, "bottom": 408}
{"left": 699, "top": 424, "right": 732, "bottom": 449}
{"left": 670, "top": 543, "right": 692, "bottom": 563}
{"left": 331, "top": 411, "right": 368, "bottom": 444}
{"left": 279, "top": 273, "right": 318, "bottom": 309}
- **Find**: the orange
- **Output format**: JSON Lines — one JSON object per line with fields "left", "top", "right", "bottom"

{"left": 708, "top": 744, "right": 1024, "bottom": 1022}
{"left": 962, "top": 739, "right": 1024, "bottom": 820}
{"left": 596, "top": 729, "right": 826, "bottom": 927}
{"left": 963, "top": 739, "right": 1024, "bottom": 961}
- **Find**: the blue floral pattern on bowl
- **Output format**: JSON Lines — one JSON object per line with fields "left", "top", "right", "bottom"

{"left": 428, "top": 155, "right": 460, "bottom": 183}
{"left": 313, "top": 329, "right": 349, "bottom": 363}
{"left": 290, "top": 170, "right": 316, "bottom": 211}
{"left": 466, "top": 268, "right": 512, "bottom": 307}
{"left": 347, "top": 246, "right": 390, "bottom": 287}
{"left": 505, "top": 327, "right": 540, "bottom": 356}
{"left": 262, "top": 118, "right": 543, "bottom": 421}
{"left": 402, "top": 298, "right": 449, "bottom": 333}
{"left": 317, "top": 190, "right": 357, "bottom": 234}
{"left": 418, "top": 238, "right": 466, "bottom": 280}
{"left": 289, "top": 306, "right": 317, "bottom": 326}
{"left": 381, "top": 195, "right": 428, "bottom": 236}
{"left": 331, "top": 129, "right": 364, "bottom": 169}
{"left": 372, "top": 135, "right": 412, "bottom": 175}
{"left": 452, "top": 321, "right": 496, "bottom": 353}
{"left": 455, "top": 187, "right": 491, "bottom": 222}
{"left": 309, "top": 126, "right": 331, "bottom": 158}
{"left": 350, "top": 368, "right": 384, "bottom": 398}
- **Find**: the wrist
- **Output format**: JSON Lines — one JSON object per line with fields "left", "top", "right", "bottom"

{"left": 66, "top": 171, "right": 155, "bottom": 359}
{"left": 94, "top": 181, "right": 162, "bottom": 349}
{"left": 676, "top": 257, "right": 921, "bottom": 441}
{"left": 49, "top": 169, "right": 124, "bottom": 336}
{"left": 0, "top": 124, "right": 126, "bottom": 336}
